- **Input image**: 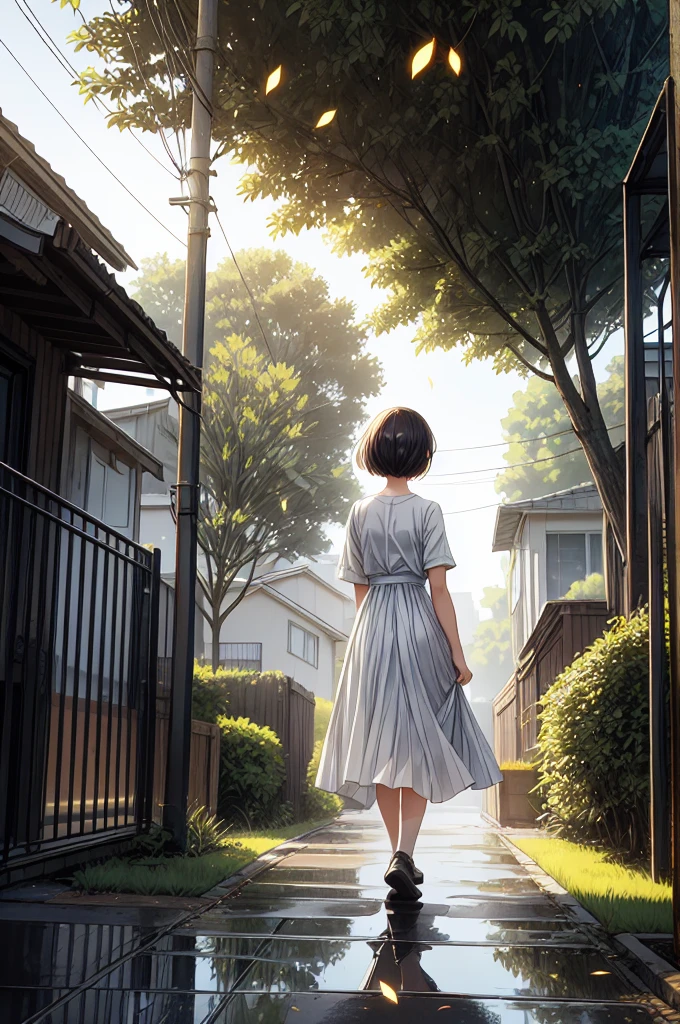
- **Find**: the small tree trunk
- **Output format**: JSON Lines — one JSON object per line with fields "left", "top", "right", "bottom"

{"left": 211, "top": 616, "right": 221, "bottom": 673}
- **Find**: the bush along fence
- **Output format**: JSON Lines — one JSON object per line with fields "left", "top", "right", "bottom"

{"left": 193, "top": 666, "right": 338, "bottom": 825}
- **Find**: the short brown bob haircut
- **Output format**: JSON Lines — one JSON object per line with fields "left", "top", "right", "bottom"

{"left": 356, "top": 407, "right": 436, "bottom": 479}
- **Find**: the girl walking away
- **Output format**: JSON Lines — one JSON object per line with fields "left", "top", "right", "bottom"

{"left": 316, "top": 408, "right": 502, "bottom": 901}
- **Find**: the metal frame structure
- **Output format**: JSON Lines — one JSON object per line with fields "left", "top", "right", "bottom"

{"left": 624, "top": 71, "right": 680, "bottom": 951}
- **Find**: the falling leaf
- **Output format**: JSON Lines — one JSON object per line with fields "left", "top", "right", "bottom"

{"left": 281, "top": 498, "right": 288, "bottom": 512}
{"left": 315, "top": 108, "right": 337, "bottom": 128}
{"left": 591, "top": 970, "right": 611, "bottom": 975}
{"left": 379, "top": 981, "right": 398, "bottom": 1004}
{"left": 448, "top": 47, "right": 462, "bottom": 75}
{"left": 427, "top": 376, "right": 434, "bottom": 389}
{"left": 438, "top": 1007, "right": 452, "bottom": 1012}
{"left": 265, "top": 65, "right": 282, "bottom": 94}
{"left": 411, "top": 38, "right": 435, "bottom": 78}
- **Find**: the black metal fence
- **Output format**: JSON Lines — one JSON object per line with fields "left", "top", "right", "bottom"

{"left": 0, "top": 461, "right": 158, "bottom": 875}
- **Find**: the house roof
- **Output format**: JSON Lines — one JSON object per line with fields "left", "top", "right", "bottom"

{"left": 492, "top": 483, "right": 602, "bottom": 553}
{"left": 255, "top": 584, "right": 349, "bottom": 642}
{"left": 68, "top": 391, "right": 164, "bottom": 480}
{"left": 253, "top": 562, "right": 351, "bottom": 600}
{"left": 0, "top": 109, "right": 134, "bottom": 272}
{"left": 0, "top": 112, "right": 200, "bottom": 394}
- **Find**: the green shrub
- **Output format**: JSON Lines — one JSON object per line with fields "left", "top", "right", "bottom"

{"left": 216, "top": 715, "right": 286, "bottom": 827}
{"left": 563, "top": 573, "right": 606, "bottom": 600}
{"left": 302, "top": 739, "right": 343, "bottom": 819}
{"left": 314, "top": 697, "right": 334, "bottom": 744}
{"left": 537, "top": 610, "right": 650, "bottom": 860}
{"left": 192, "top": 664, "right": 286, "bottom": 724}
{"left": 186, "top": 805, "right": 240, "bottom": 857}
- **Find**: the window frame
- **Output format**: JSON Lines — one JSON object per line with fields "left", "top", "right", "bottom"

{"left": 287, "top": 620, "right": 319, "bottom": 669}
{"left": 545, "top": 530, "right": 603, "bottom": 600}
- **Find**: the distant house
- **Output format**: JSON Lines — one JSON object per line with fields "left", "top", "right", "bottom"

{"left": 105, "top": 397, "right": 355, "bottom": 698}
{"left": 206, "top": 561, "right": 352, "bottom": 700}
{"left": 491, "top": 483, "right": 604, "bottom": 659}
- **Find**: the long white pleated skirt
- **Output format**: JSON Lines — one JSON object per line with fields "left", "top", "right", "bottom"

{"left": 315, "top": 581, "right": 503, "bottom": 808}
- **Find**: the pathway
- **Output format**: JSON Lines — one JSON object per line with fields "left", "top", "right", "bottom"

{"left": 0, "top": 801, "right": 671, "bottom": 1023}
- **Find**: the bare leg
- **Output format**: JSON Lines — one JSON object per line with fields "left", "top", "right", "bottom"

{"left": 397, "top": 787, "right": 427, "bottom": 859}
{"left": 376, "top": 784, "right": 400, "bottom": 853}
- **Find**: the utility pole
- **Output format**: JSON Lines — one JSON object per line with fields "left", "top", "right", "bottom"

{"left": 164, "top": 0, "right": 218, "bottom": 849}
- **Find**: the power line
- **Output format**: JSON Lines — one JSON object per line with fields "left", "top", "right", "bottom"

{"left": 214, "top": 210, "right": 277, "bottom": 363}
{"left": 435, "top": 421, "right": 624, "bottom": 454}
{"left": 14, "top": 0, "right": 180, "bottom": 180}
{"left": 442, "top": 502, "right": 502, "bottom": 516}
{"left": 0, "top": 36, "right": 188, "bottom": 249}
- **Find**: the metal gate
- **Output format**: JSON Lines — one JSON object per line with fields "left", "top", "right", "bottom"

{"left": 0, "top": 461, "right": 159, "bottom": 879}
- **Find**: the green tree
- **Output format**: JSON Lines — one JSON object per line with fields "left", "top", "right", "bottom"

{"left": 469, "top": 585, "right": 513, "bottom": 700}
{"left": 496, "top": 357, "right": 624, "bottom": 502}
{"left": 65, "top": 0, "right": 667, "bottom": 559}
{"left": 198, "top": 336, "right": 322, "bottom": 669}
{"left": 132, "top": 249, "right": 381, "bottom": 553}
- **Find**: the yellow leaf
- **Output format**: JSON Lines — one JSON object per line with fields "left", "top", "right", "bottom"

{"left": 379, "top": 981, "right": 398, "bottom": 1004}
{"left": 411, "top": 38, "right": 435, "bottom": 78}
{"left": 265, "top": 65, "right": 282, "bottom": 95}
{"left": 448, "top": 47, "right": 462, "bottom": 75}
{"left": 331, "top": 466, "right": 347, "bottom": 478}
{"left": 281, "top": 498, "right": 288, "bottom": 512}
{"left": 427, "top": 376, "right": 434, "bottom": 389}
{"left": 315, "top": 109, "right": 337, "bottom": 129}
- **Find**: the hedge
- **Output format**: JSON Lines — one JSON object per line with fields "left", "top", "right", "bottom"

{"left": 537, "top": 610, "right": 651, "bottom": 860}
{"left": 192, "top": 664, "right": 286, "bottom": 724}
{"left": 216, "top": 715, "right": 289, "bottom": 828}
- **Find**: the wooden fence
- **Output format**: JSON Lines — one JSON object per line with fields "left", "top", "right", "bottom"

{"left": 210, "top": 674, "right": 316, "bottom": 818}
{"left": 492, "top": 675, "right": 519, "bottom": 765}
{"left": 493, "top": 599, "right": 610, "bottom": 763}
{"left": 153, "top": 694, "right": 220, "bottom": 822}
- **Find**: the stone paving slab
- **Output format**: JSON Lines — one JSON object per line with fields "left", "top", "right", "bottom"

{"left": 1, "top": 804, "right": 670, "bottom": 1024}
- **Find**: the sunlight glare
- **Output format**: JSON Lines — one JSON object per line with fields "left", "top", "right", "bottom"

{"left": 448, "top": 48, "right": 462, "bottom": 75}
{"left": 315, "top": 109, "right": 337, "bottom": 128}
{"left": 411, "top": 38, "right": 436, "bottom": 78}
{"left": 265, "top": 65, "right": 283, "bottom": 95}
{"left": 379, "top": 981, "right": 399, "bottom": 1003}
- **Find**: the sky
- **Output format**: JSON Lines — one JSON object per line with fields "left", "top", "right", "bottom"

{"left": 0, "top": 0, "right": 623, "bottom": 607}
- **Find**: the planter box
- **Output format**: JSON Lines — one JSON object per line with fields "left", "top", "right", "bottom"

{"left": 483, "top": 768, "right": 540, "bottom": 827}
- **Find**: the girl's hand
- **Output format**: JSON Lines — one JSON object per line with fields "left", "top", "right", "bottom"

{"left": 454, "top": 661, "right": 473, "bottom": 685}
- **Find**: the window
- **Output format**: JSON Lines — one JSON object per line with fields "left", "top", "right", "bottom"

{"left": 546, "top": 532, "right": 603, "bottom": 600}
{"left": 288, "top": 621, "right": 319, "bottom": 668}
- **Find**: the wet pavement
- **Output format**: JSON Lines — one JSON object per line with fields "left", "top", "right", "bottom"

{"left": 0, "top": 802, "right": 670, "bottom": 1023}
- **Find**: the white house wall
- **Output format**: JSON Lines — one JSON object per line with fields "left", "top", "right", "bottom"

{"left": 270, "top": 574, "right": 348, "bottom": 634}
{"left": 206, "top": 589, "right": 336, "bottom": 699}
{"left": 512, "top": 510, "right": 604, "bottom": 655}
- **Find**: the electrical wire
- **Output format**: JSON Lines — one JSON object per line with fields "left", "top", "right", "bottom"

{"left": 0, "top": 36, "right": 187, "bottom": 249}
{"left": 14, "top": 0, "right": 180, "bottom": 180}
{"left": 435, "top": 421, "right": 624, "bottom": 454}
{"left": 428, "top": 443, "right": 595, "bottom": 477}
{"left": 441, "top": 502, "right": 502, "bottom": 516}
{"left": 214, "top": 210, "right": 277, "bottom": 363}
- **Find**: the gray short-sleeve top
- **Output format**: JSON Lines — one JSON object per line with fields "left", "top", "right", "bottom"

{"left": 338, "top": 493, "right": 455, "bottom": 585}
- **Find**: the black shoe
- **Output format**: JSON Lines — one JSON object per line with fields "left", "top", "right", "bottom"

{"left": 412, "top": 864, "right": 424, "bottom": 885}
{"left": 384, "top": 851, "right": 422, "bottom": 901}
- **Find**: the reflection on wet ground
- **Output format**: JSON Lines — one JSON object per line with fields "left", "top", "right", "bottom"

{"left": 0, "top": 805, "right": 661, "bottom": 1023}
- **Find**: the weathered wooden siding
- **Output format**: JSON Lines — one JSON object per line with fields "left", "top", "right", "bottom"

{"left": 0, "top": 301, "right": 67, "bottom": 491}
{"left": 492, "top": 674, "right": 519, "bottom": 765}
{"left": 516, "top": 599, "right": 610, "bottom": 757}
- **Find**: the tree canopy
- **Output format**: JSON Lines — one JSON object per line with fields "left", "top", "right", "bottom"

{"left": 67, "top": 0, "right": 668, "bottom": 554}
{"left": 197, "top": 335, "right": 320, "bottom": 667}
{"left": 496, "top": 356, "right": 624, "bottom": 502}
{"left": 131, "top": 247, "right": 382, "bottom": 565}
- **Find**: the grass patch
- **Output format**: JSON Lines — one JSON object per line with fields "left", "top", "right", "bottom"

{"left": 71, "top": 819, "right": 333, "bottom": 898}
{"left": 512, "top": 837, "right": 672, "bottom": 934}
{"left": 314, "top": 697, "right": 333, "bottom": 744}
